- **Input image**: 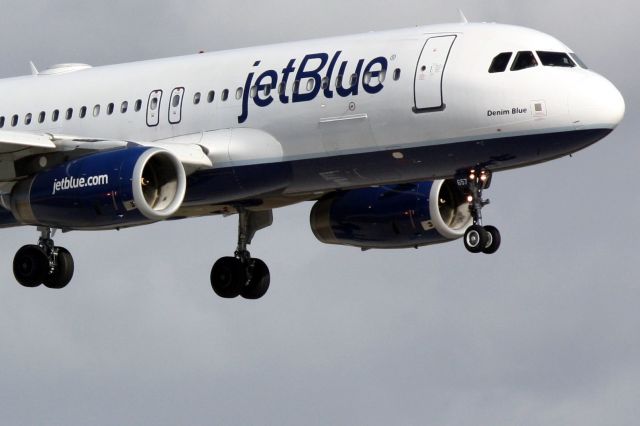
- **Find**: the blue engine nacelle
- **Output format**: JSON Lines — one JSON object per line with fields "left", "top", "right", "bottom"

{"left": 9, "top": 147, "right": 186, "bottom": 229}
{"left": 310, "top": 180, "right": 472, "bottom": 249}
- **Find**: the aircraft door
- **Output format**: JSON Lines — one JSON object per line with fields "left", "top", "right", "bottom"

{"left": 414, "top": 35, "right": 456, "bottom": 111}
{"left": 169, "top": 87, "right": 185, "bottom": 124}
{"left": 146, "top": 90, "right": 163, "bottom": 127}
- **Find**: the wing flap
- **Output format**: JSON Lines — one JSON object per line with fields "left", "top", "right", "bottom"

{"left": 0, "top": 130, "right": 56, "bottom": 152}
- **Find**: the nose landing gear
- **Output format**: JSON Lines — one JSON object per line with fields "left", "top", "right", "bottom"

{"left": 210, "top": 210, "right": 272, "bottom": 300}
{"left": 458, "top": 169, "right": 502, "bottom": 255}
{"left": 13, "top": 227, "right": 75, "bottom": 289}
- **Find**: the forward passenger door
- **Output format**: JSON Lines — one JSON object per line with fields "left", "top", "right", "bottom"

{"left": 414, "top": 35, "right": 457, "bottom": 111}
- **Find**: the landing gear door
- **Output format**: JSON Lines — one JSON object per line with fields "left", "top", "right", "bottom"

{"left": 168, "top": 87, "right": 185, "bottom": 124}
{"left": 414, "top": 35, "right": 457, "bottom": 111}
{"left": 146, "top": 90, "right": 163, "bottom": 127}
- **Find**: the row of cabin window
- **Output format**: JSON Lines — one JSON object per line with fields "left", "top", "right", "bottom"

{"left": 0, "top": 99, "right": 144, "bottom": 128}
{"left": 190, "top": 68, "right": 402, "bottom": 105}
{"left": 0, "top": 68, "right": 403, "bottom": 128}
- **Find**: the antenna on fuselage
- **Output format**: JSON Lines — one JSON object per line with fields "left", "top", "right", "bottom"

{"left": 29, "top": 61, "right": 39, "bottom": 76}
{"left": 458, "top": 9, "right": 469, "bottom": 24}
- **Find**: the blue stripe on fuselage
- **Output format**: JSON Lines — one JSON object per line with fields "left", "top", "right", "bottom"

{"left": 183, "top": 128, "right": 612, "bottom": 206}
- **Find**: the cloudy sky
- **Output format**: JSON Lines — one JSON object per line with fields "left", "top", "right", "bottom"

{"left": 0, "top": 1, "right": 638, "bottom": 425}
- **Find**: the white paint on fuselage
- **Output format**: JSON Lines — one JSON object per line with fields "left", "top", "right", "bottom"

{"left": 0, "top": 23, "right": 624, "bottom": 171}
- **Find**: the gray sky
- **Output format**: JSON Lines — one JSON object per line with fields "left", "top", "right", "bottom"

{"left": 0, "top": 1, "right": 639, "bottom": 425}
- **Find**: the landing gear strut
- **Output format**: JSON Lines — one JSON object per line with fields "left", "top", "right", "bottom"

{"left": 458, "top": 169, "right": 501, "bottom": 255}
{"left": 210, "top": 210, "right": 272, "bottom": 300}
{"left": 13, "top": 227, "right": 75, "bottom": 289}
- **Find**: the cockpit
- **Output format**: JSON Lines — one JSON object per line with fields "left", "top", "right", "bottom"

{"left": 488, "top": 51, "right": 588, "bottom": 73}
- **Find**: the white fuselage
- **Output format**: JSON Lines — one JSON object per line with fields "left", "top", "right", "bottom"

{"left": 0, "top": 22, "right": 625, "bottom": 217}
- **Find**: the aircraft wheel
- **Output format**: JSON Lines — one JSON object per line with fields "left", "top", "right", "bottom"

{"left": 464, "top": 225, "right": 488, "bottom": 254}
{"left": 211, "top": 257, "right": 246, "bottom": 298}
{"left": 241, "top": 258, "right": 270, "bottom": 300}
{"left": 13, "top": 245, "right": 49, "bottom": 288}
{"left": 482, "top": 226, "right": 501, "bottom": 255}
{"left": 44, "top": 247, "right": 75, "bottom": 289}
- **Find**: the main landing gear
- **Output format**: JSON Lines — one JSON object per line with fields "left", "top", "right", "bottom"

{"left": 458, "top": 168, "right": 502, "bottom": 255}
{"left": 210, "top": 209, "right": 273, "bottom": 300}
{"left": 13, "top": 227, "right": 75, "bottom": 289}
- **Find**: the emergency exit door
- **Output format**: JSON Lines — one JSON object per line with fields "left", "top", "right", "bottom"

{"left": 168, "top": 87, "right": 185, "bottom": 124}
{"left": 146, "top": 90, "right": 163, "bottom": 127}
{"left": 414, "top": 35, "right": 457, "bottom": 111}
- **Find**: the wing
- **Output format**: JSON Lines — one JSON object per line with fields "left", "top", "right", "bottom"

{"left": 0, "top": 130, "right": 57, "bottom": 152}
{"left": 0, "top": 130, "right": 214, "bottom": 182}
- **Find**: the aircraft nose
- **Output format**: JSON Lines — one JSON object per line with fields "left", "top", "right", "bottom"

{"left": 570, "top": 72, "right": 625, "bottom": 129}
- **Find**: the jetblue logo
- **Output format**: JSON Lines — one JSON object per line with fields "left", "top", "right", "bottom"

{"left": 52, "top": 175, "right": 109, "bottom": 195}
{"left": 239, "top": 51, "right": 388, "bottom": 123}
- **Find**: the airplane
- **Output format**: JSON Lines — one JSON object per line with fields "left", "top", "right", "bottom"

{"left": 0, "top": 20, "right": 625, "bottom": 300}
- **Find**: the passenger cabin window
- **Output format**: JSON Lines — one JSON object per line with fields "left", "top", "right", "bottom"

{"left": 537, "top": 51, "right": 575, "bottom": 68}
{"left": 79, "top": 107, "right": 87, "bottom": 118}
{"left": 306, "top": 79, "right": 314, "bottom": 91}
{"left": 93, "top": 105, "right": 100, "bottom": 117}
{"left": 511, "top": 51, "right": 538, "bottom": 71}
{"left": 25, "top": 113, "right": 32, "bottom": 125}
{"left": 107, "top": 103, "right": 115, "bottom": 115}
{"left": 0, "top": 116, "right": 4, "bottom": 128}
{"left": 38, "top": 112, "right": 45, "bottom": 123}
{"left": 321, "top": 76, "right": 329, "bottom": 89}
{"left": 221, "top": 89, "right": 229, "bottom": 101}
{"left": 172, "top": 94, "right": 181, "bottom": 107}
{"left": 150, "top": 97, "right": 158, "bottom": 110}
{"left": 121, "top": 101, "right": 128, "bottom": 113}
{"left": 207, "top": 91, "right": 215, "bottom": 103}
{"left": 194, "top": 92, "right": 201, "bottom": 104}
{"left": 135, "top": 100, "right": 142, "bottom": 111}
{"left": 52, "top": 110, "right": 59, "bottom": 122}
{"left": 570, "top": 53, "right": 588, "bottom": 69}
{"left": 65, "top": 108, "right": 73, "bottom": 120}
{"left": 488, "top": 52, "right": 513, "bottom": 73}
{"left": 235, "top": 87, "right": 243, "bottom": 100}
{"left": 11, "top": 115, "right": 18, "bottom": 127}
{"left": 393, "top": 68, "right": 401, "bottom": 81}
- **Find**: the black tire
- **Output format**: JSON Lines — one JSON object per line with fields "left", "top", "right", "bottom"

{"left": 482, "top": 226, "right": 501, "bottom": 255}
{"left": 211, "top": 257, "right": 246, "bottom": 298}
{"left": 13, "top": 245, "right": 49, "bottom": 288}
{"left": 44, "top": 247, "right": 75, "bottom": 289}
{"left": 464, "top": 225, "right": 488, "bottom": 254}
{"left": 241, "top": 258, "right": 270, "bottom": 300}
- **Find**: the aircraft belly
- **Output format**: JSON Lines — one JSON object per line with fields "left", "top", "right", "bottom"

{"left": 179, "top": 128, "right": 611, "bottom": 209}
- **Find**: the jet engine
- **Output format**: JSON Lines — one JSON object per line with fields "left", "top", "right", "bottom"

{"left": 10, "top": 147, "right": 186, "bottom": 229}
{"left": 310, "top": 180, "right": 472, "bottom": 249}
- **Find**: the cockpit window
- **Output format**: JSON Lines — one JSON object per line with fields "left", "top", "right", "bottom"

{"left": 537, "top": 51, "right": 575, "bottom": 67}
{"left": 511, "top": 51, "right": 538, "bottom": 71}
{"left": 569, "top": 53, "right": 588, "bottom": 69}
{"left": 488, "top": 52, "right": 513, "bottom": 73}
